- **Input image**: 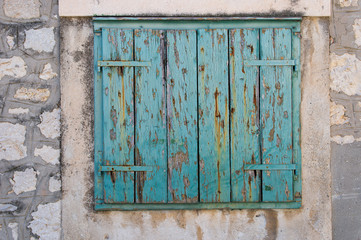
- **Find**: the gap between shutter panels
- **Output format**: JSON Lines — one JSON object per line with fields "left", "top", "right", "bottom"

{"left": 100, "top": 27, "right": 296, "bottom": 205}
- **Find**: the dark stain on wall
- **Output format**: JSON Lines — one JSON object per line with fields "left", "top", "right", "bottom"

{"left": 265, "top": 210, "right": 278, "bottom": 240}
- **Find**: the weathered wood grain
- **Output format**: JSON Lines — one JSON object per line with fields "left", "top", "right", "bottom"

{"left": 166, "top": 30, "right": 198, "bottom": 203}
{"left": 102, "top": 28, "right": 135, "bottom": 203}
{"left": 229, "top": 28, "right": 261, "bottom": 202}
{"left": 292, "top": 29, "right": 302, "bottom": 201}
{"left": 198, "top": 29, "right": 230, "bottom": 203}
{"left": 260, "top": 28, "right": 293, "bottom": 202}
{"left": 94, "top": 28, "right": 104, "bottom": 204}
{"left": 134, "top": 29, "right": 167, "bottom": 203}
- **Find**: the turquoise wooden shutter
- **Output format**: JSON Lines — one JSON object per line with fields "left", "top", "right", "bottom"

{"left": 94, "top": 19, "right": 302, "bottom": 210}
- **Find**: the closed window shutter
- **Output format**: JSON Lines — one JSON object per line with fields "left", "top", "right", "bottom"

{"left": 95, "top": 21, "right": 301, "bottom": 208}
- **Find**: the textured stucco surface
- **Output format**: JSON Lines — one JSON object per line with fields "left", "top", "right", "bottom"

{"left": 60, "top": 17, "right": 331, "bottom": 240}
{"left": 59, "top": 0, "right": 331, "bottom": 17}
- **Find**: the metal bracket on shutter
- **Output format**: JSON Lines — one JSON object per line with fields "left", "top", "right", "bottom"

{"left": 243, "top": 60, "right": 296, "bottom": 66}
{"left": 99, "top": 165, "right": 154, "bottom": 172}
{"left": 97, "top": 61, "right": 151, "bottom": 72}
{"left": 293, "top": 59, "right": 300, "bottom": 72}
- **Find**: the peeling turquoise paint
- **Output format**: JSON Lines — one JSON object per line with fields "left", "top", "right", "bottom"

{"left": 93, "top": 18, "right": 301, "bottom": 210}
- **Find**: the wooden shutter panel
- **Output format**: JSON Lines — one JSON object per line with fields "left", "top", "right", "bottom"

{"left": 134, "top": 29, "right": 167, "bottom": 203}
{"left": 260, "top": 28, "right": 293, "bottom": 202}
{"left": 229, "top": 29, "right": 261, "bottom": 202}
{"left": 102, "top": 28, "right": 135, "bottom": 203}
{"left": 198, "top": 29, "right": 230, "bottom": 203}
{"left": 166, "top": 30, "right": 199, "bottom": 203}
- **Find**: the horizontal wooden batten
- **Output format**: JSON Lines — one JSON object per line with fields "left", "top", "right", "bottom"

{"left": 95, "top": 201, "right": 301, "bottom": 211}
{"left": 244, "top": 164, "right": 297, "bottom": 170}
{"left": 100, "top": 165, "right": 154, "bottom": 172}
{"left": 98, "top": 60, "right": 151, "bottom": 67}
{"left": 244, "top": 60, "right": 295, "bottom": 66}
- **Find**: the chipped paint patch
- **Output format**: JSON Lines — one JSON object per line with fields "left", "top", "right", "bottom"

{"left": 330, "top": 102, "right": 349, "bottom": 125}
{"left": 330, "top": 53, "right": 361, "bottom": 96}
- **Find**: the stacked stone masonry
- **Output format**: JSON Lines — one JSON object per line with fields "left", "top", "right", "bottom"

{"left": 0, "top": 0, "right": 61, "bottom": 239}
{"left": 331, "top": 0, "right": 361, "bottom": 239}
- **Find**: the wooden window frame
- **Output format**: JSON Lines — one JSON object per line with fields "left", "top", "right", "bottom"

{"left": 93, "top": 17, "right": 302, "bottom": 211}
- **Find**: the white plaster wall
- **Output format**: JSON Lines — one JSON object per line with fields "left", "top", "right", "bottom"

{"left": 60, "top": 17, "right": 331, "bottom": 240}
{"left": 59, "top": 0, "right": 331, "bottom": 17}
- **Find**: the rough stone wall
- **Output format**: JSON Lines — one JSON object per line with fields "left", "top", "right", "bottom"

{"left": 60, "top": 17, "right": 332, "bottom": 240}
{"left": 330, "top": 0, "right": 361, "bottom": 239}
{"left": 0, "top": 0, "right": 61, "bottom": 239}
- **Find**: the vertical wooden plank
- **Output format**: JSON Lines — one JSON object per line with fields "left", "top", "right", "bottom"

{"left": 229, "top": 29, "right": 261, "bottom": 202}
{"left": 135, "top": 29, "right": 167, "bottom": 203}
{"left": 166, "top": 30, "right": 198, "bottom": 203}
{"left": 292, "top": 26, "right": 302, "bottom": 202}
{"left": 198, "top": 29, "right": 230, "bottom": 203}
{"left": 94, "top": 29, "right": 104, "bottom": 205}
{"left": 260, "top": 28, "right": 293, "bottom": 202}
{"left": 102, "top": 28, "right": 135, "bottom": 203}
